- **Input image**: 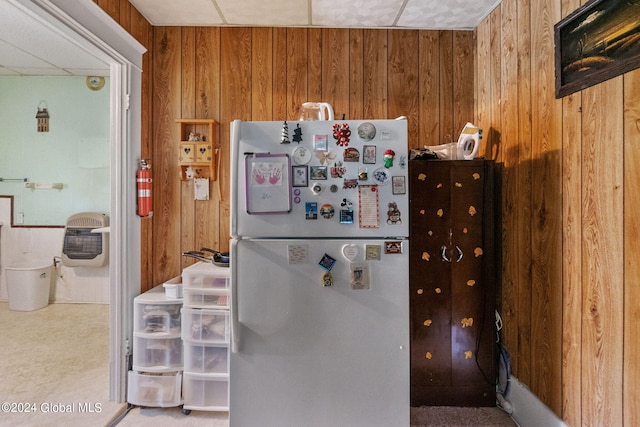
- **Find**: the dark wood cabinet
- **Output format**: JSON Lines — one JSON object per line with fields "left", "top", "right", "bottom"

{"left": 409, "top": 159, "right": 496, "bottom": 406}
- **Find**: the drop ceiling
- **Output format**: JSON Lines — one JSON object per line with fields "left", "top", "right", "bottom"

{"left": 130, "top": 0, "right": 501, "bottom": 29}
{"left": 0, "top": 0, "right": 500, "bottom": 77}
{"left": 0, "top": 0, "right": 110, "bottom": 76}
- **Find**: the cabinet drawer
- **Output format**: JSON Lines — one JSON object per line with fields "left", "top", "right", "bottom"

{"left": 183, "top": 288, "right": 230, "bottom": 309}
{"left": 183, "top": 373, "right": 229, "bottom": 410}
{"left": 182, "top": 308, "right": 230, "bottom": 343}
{"left": 134, "top": 302, "right": 182, "bottom": 334}
{"left": 184, "top": 342, "right": 229, "bottom": 374}
{"left": 127, "top": 371, "right": 182, "bottom": 407}
{"left": 179, "top": 144, "right": 196, "bottom": 164}
{"left": 133, "top": 336, "right": 183, "bottom": 371}
{"left": 195, "top": 143, "right": 213, "bottom": 162}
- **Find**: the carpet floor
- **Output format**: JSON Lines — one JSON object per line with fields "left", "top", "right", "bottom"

{"left": 0, "top": 302, "right": 123, "bottom": 426}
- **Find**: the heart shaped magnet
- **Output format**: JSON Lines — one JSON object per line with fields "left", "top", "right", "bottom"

{"left": 342, "top": 244, "right": 359, "bottom": 262}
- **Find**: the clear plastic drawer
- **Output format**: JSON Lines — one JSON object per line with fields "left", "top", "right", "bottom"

{"left": 127, "top": 371, "right": 182, "bottom": 407}
{"left": 184, "top": 342, "right": 229, "bottom": 374}
{"left": 182, "top": 262, "right": 230, "bottom": 289}
{"left": 183, "top": 288, "right": 230, "bottom": 309}
{"left": 182, "top": 308, "right": 230, "bottom": 343}
{"left": 134, "top": 302, "right": 182, "bottom": 334}
{"left": 133, "top": 336, "right": 183, "bottom": 371}
{"left": 183, "top": 372, "right": 229, "bottom": 410}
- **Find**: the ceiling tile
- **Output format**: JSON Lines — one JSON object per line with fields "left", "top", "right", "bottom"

{"left": 129, "top": 0, "right": 224, "bottom": 25}
{"left": 0, "top": 1, "right": 108, "bottom": 75}
{"left": 397, "top": 0, "right": 500, "bottom": 29}
{"left": 312, "top": 0, "right": 405, "bottom": 27}
{"left": 217, "top": 0, "right": 309, "bottom": 26}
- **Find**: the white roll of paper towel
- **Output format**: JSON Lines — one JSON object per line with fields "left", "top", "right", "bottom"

{"left": 430, "top": 122, "right": 482, "bottom": 160}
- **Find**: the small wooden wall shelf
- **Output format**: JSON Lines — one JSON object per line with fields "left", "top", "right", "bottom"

{"left": 176, "top": 119, "right": 219, "bottom": 181}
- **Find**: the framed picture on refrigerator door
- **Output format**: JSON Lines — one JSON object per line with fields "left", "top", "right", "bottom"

{"left": 392, "top": 176, "right": 406, "bottom": 194}
{"left": 292, "top": 165, "right": 308, "bottom": 187}
{"left": 245, "top": 153, "right": 291, "bottom": 214}
{"left": 363, "top": 145, "right": 376, "bottom": 164}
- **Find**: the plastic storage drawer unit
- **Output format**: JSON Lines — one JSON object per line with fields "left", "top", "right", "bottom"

{"left": 182, "top": 308, "right": 230, "bottom": 343}
{"left": 182, "top": 262, "right": 230, "bottom": 289}
{"left": 127, "top": 371, "right": 182, "bottom": 407}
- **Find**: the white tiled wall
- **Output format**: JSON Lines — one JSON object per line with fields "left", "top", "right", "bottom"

{"left": 0, "top": 198, "right": 109, "bottom": 304}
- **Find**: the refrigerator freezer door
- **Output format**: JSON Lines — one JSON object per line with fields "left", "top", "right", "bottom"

{"left": 230, "top": 238, "right": 409, "bottom": 427}
{"left": 230, "top": 119, "right": 409, "bottom": 239}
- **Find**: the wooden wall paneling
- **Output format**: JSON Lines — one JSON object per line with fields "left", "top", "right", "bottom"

{"left": 180, "top": 28, "right": 196, "bottom": 269}
{"left": 125, "top": 3, "right": 154, "bottom": 291}
{"left": 220, "top": 27, "right": 251, "bottom": 252}
{"left": 195, "top": 27, "right": 223, "bottom": 253}
{"left": 252, "top": 27, "right": 274, "bottom": 121}
{"left": 475, "top": 19, "right": 492, "bottom": 157}
{"left": 220, "top": 27, "right": 252, "bottom": 123}
{"left": 348, "top": 29, "right": 364, "bottom": 120}
{"left": 287, "top": 28, "right": 309, "bottom": 120}
{"left": 117, "top": 0, "right": 131, "bottom": 31}
{"left": 438, "top": 31, "right": 454, "bottom": 144}
{"left": 452, "top": 31, "right": 475, "bottom": 134}
{"left": 581, "top": 79, "right": 624, "bottom": 427}
{"left": 388, "top": 30, "right": 419, "bottom": 148}
{"left": 515, "top": 0, "right": 533, "bottom": 390}
{"left": 152, "top": 27, "right": 183, "bottom": 285}
{"left": 418, "top": 31, "right": 439, "bottom": 147}
{"left": 529, "top": 0, "right": 563, "bottom": 413}
{"left": 94, "top": 0, "right": 119, "bottom": 22}
{"left": 497, "top": 0, "right": 527, "bottom": 388}
{"left": 273, "top": 28, "right": 288, "bottom": 120}
{"left": 307, "top": 29, "right": 323, "bottom": 108}
{"left": 560, "top": 0, "right": 583, "bottom": 423}
{"left": 561, "top": 93, "right": 582, "bottom": 427}
{"left": 489, "top": 8, "right": 502, "bottom": 163}
{"left": 362, "top": 30, "right": 387, "bottom": 120}
{"left": 623, "top": 68, "right": 640, "bottom": 427}
{"left": 322, "top": 28, "right": 350, "bottom": 120}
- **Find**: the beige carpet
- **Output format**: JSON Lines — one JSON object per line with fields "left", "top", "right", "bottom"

{"left": 411, "top": 406, "right": 517, "bottom": 426}
{"left": 0, "top": 302, "right": 124, "bottom": 427}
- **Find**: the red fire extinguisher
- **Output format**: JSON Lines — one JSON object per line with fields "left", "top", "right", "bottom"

{"left": 137, "top": 159, "right": 153, "bottom": 217}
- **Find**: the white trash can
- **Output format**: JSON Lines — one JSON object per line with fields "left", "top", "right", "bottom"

{"left": 5, "top": 260, "right": 53, "bottom": 311}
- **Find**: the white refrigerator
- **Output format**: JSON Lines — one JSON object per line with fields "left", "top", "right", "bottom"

{"left": 230, "top": 119, "right": 410, "bottom": 427}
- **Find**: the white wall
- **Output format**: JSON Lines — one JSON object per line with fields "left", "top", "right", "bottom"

{"left": 0, "top": 197, "right": 109, "bottom": 303}
{"left": 0, "top": 75, "right": 110, "bottom": 226}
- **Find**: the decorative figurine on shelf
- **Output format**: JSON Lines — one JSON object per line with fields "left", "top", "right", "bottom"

{"left": 332, "top": 123, "right": 351, "bottom": 147}
{"left": 292, "top": 123, "right": 303, "bottom": 144}
{"left": 188, "top": 132, "right": 203, "bottom": 141}
{"left": 281, "top": 121, "right": 290, "bottom": 144}
{"left": 383, "top": 149, "right": 396, "bottom": 168}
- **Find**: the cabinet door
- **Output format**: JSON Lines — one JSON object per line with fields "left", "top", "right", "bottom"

{"left": 409, "top": 161, "right": 453, "bottom": 386}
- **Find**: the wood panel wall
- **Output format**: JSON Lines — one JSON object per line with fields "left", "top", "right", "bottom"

{"left": 476, "top": 1, "right": 640, "bottom": 426}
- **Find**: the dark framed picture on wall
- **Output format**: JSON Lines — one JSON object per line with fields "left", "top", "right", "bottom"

{"left": 555, "top": 0, "right": 640, "bottom": 98}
